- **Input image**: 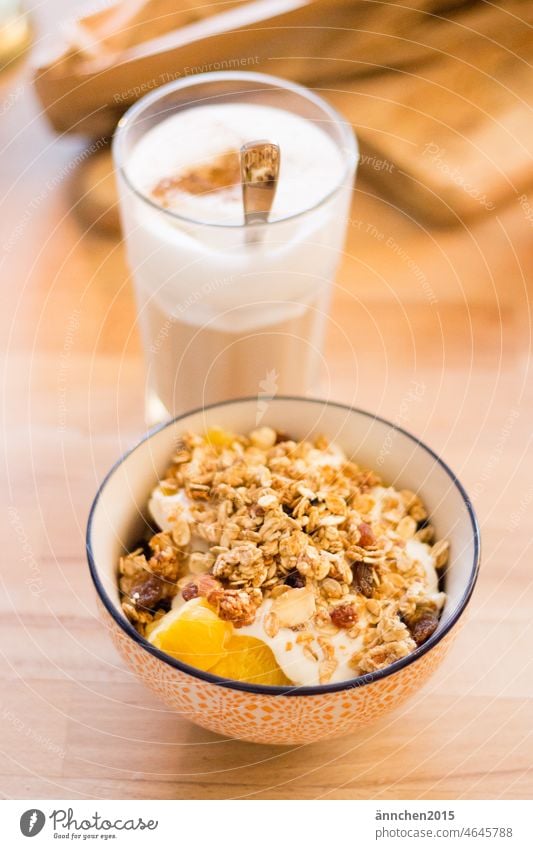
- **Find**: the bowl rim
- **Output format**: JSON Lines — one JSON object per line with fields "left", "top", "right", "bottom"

{"left": 86, "top": 396, "right": 481, "bottom": 697}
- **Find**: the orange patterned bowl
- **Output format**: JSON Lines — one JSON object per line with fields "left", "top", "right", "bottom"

{"left": 86, "top": 397, "right": 480, "bottom": 745}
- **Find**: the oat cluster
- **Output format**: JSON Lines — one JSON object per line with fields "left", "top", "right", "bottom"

{"left": 119, "top": 426, "right": 448, "bottom": 681}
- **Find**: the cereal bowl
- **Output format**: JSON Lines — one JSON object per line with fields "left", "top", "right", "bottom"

{"left": 86, "top": 397, "right": 480, "bottom": 745}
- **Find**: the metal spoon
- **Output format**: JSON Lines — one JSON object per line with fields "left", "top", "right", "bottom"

{"left": 240, "top": 140, "right": 280, "bottom": 239}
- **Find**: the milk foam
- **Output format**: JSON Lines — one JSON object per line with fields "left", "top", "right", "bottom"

{"left": 126, "top": 103, "right": 345, "bottom": 225}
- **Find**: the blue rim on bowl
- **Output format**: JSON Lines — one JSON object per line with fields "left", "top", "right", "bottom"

{"left": 86, "top": 396, "right": 481, "bottom": 697}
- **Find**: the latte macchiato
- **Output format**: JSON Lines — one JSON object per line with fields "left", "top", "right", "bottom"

{"left": 115, "top": 75, "right": 356, "bottom": 420}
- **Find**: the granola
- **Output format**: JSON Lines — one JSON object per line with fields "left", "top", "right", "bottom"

{"left": 118, "top": 427, "right": 448, "bottom": 686}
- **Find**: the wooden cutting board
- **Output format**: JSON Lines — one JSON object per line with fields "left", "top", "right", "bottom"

{"left": 326, "top": 2, "right": 533, "bottom": 225}
{"left": 45, "top": 0, "right": 533, "bottom": 227}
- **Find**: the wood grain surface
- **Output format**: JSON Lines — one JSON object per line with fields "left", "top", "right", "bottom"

{"left": 33, "top": 1, "right": 533, "bottom": 224}
{"left": 1, "top": 3, "right": 532, "bottom": 801}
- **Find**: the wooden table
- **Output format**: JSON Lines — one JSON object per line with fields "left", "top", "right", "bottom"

{"left": 2, "top": 10, "right": 532, "bottom": 801}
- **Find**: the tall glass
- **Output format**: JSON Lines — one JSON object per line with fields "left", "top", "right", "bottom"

{"left": 113, "top": 72, "right": 358, "bottom": 423}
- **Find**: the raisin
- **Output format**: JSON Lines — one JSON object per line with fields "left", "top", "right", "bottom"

{"left": 409, "top": 613, "right": 439, "bottom": 646}
{"left": 130, "top": 574, "right": 164, "bottom": 611}
{"left": 181, "top": 582, "right": 198, "bottom": 602}
{"left": 330, "top": 603, "right": 357, "bottom": 629}
{"left": 208, "top": 588, "right": 256, "bottom": 628}
{"left": 285, "top": 570, "right": 306, "bottom": 588}
{"left": 352, "top": 561, "right": 374, "bottom": 598}
{"left": 358, "top": 521, "right": 375, "bottom": 548}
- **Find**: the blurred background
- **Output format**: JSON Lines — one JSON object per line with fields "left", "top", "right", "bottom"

{"left": 1, "top": 0, "right": 532, "bottom": 800}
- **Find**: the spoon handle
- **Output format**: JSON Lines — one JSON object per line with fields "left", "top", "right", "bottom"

{"left": 240, "top": 140, "right": 280, "bottom": 230}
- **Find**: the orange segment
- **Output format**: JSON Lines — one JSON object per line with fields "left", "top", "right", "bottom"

{"left": 205, "top": 426, "right": 236, "bottom": 449}
{"left": 211, "top": 635, "right": 292, "bottom": 686}
{"left": 151, "top": 598, "right": 231, "bottom": 671}
{"left": 151, "top": 598, "right": 292, "bottom": 685}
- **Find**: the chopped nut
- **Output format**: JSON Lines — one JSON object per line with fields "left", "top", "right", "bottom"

{"left": 212, "top": 543, "right": 266, "bottom": 587}
{"left": 207, "top": 587, "right": 258, "bottom": 628}
{"left": 355, "top": 639, "right": 414, "bottom": 673}
{"left": 195, "top": 573, "right": 222, "bottom": 597}
{"left": 271, "top": 585, "right": 316, "bottom": 627}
